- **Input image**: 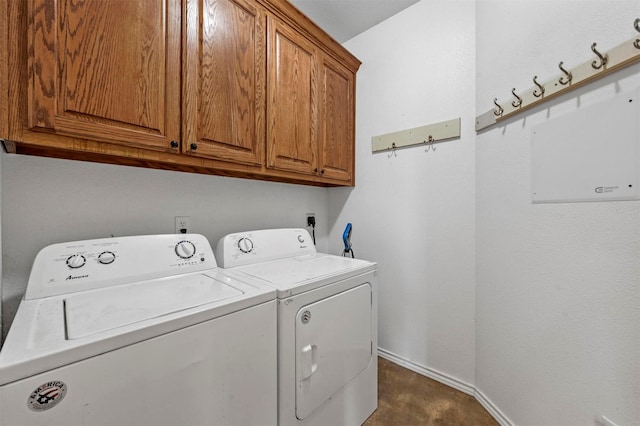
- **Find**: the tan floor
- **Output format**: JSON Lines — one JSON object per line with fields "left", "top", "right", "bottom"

{"left": 364, "top": 357, "right": 498, "bottom": 426}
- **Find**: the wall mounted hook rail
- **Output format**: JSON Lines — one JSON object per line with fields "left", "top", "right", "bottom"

{"left": 476, "top": 18, "right": 640, "bottom": 131}
{"left": 372, "top": 118, "right": 461, "bottom": 153}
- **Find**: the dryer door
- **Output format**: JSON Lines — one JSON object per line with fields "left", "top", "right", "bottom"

{"left": 295, "top": 283, "right": 372, "bottom": 420}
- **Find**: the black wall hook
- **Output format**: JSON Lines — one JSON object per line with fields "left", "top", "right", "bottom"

{"left": 558, "top": 61, "right": 572, "bottom": 85}
{"left": 511, "top": 88, "right": 522, "bottom": 108}
{"left": 493, "top": 98, "right": 504, "bottom": 116}
{"left": 533, "top": 76, "right": 545, "bottom": 98}
{"left": 591, "top": 42, "right": 608, "bottom": 69}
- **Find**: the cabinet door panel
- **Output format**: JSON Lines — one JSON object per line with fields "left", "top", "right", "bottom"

{"left": 267, "top": 18, "right": 317, "bottom": 175}
{"left": 183, "top": 0, "right": 265, "bottom": 165}
{"left": 318, "top": 56, "right": 354, "bottom": 183}
{"left": 29, "top": 0, "right": 181, "bottom": 151}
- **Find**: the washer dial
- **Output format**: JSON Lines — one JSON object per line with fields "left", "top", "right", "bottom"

{"left": 66, "top": 254, "right": 86, "bottom": 269}
{"left": 98, "top": 251, "right": 116, "bottom": 264}
{"left": 175, "top": 240, "right": 196, "bottom": 259}
{"left": 238, "top": 237, "right": 254, "bottom": 253}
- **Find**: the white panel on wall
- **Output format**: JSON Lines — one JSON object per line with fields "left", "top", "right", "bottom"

{"left": 531, "top": 88, "right": 640, "bottom": 203}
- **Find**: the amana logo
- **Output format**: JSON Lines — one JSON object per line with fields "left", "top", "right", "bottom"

{"left": 66, "top": 274, "right": 89, "bottom": 281}
{"left": 27, "top": 381, "right": 67, "bottom": 411}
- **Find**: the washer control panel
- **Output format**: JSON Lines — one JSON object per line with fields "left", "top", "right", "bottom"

{"left": 215, "top": 228, "right": 316, "bottom": 268}
{"left": 26, "top": 234, "right": 216, "bottom": 300}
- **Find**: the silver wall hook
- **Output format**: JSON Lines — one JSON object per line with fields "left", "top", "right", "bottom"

{"left": 533, "top": 76, "right": 545, "bottom": 98}
{"left": 591, "top": 42, "right": 608, "bottom": 69}
{"left": 424, "top": 135, "right": 436, "bottom": 152}
{"left": 493, "top": 98, "right": 504, "bottom": 116}
{"left": 511, "top": 88, "right": 522, "bottom": 108}
{"left": 558, "top": 61, "right": 572, "bottom": 85}
{"left": 387, "top": 142, "right": 397, "bottom": 158}
{"left": 634, "top": 18, "right": 640, "bottom": 49}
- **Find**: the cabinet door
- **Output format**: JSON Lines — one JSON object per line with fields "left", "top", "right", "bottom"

{"left": 28, "top": 0, "right": 181, "bottom": 152}
{"left": 183, "top": 0, "right": 265, "bottom": 166}
{"left": 318, "top": 55, "right": 355, "bottom": 183}
{"left": 266, "top": 17, "right": 317, "bottom": 175}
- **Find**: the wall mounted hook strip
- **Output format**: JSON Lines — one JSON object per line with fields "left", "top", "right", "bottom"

{"left": 372, "top": 118, "right": 461, "bottom": 153}
{"left": 476, "top": 19, "right": 640, "bottom": 131}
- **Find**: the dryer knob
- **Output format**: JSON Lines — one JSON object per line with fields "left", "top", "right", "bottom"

{"left": 238, "top": 237, "right": 254, "bottom": 253}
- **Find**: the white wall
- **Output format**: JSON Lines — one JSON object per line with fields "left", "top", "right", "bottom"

{"left": 332, "top": 0, "right": 477, "bottom": 386}
{"left": 2, "top": 2, "right": 639, "bottom": 424}
{"left": 1, "top": 153, "right": 329, "bottom": 340}
{"left": 476, "top": 1, "right": 640, "bottom": 425}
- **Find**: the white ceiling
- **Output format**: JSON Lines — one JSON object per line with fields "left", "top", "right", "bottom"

{"left": 289, "top": 0, "right": 420, "bottom": 43}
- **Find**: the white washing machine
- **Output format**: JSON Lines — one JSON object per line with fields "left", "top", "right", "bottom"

{"left": 0, "top": 234, "right": 277, "bottom": 426}
{"left": 215, "top": 228, "right": 378, "bottom": 426}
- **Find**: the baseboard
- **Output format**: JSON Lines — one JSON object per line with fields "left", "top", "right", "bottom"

{"left": 377, "top": 347, "right": 513, "bottom": 426}
{"left": 474, "top": 387, "right": 513, "bottom": 426}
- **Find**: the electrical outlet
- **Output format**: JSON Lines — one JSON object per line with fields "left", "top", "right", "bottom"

{"left": 175, "top": 216, "right": 190, "bottom": 234}
{"left": 306, "top": 213, "right": 316, "bottom": 227}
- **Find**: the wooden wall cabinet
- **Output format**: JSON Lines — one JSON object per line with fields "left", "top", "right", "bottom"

{"left": 183, "top": 0, "right": 266, "bottom": 167}
{"left": 1, "top": 0, "right": 360, "bottom": 187}
{"left": 267, "top": 16, "right": 317, "bottom": 176}
{"left": 27, "top": 0, "right": 182, "bottom": 152}
{"left": 318, "top": 53, "right": 355, "bottom": 182}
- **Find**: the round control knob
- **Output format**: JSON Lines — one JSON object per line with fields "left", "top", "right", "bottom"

{"left": 175, "top": 240, "right": 196, "bottom": 259}
{"left": 238, "top": 237, "right": 254, "bottom": 253}
{"left": 66, "top": 254, "right": 86, "bottom": 269}
{"left": 98, "top": 251, "right": 116, "bottom": 265}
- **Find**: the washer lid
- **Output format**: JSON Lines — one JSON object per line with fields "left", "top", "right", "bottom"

{"left": 65, "top": 274, "right": 243, "bottom": 339}
{"left": 236, "top": 253, "right": 375, "bottom": 296}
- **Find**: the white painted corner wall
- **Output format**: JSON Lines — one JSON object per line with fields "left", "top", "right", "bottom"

{"left": 475, "top": 1, "right": 640, "bottom": 425}
{"left": 337, "top": 0, "right": 639, "bottom": 425}
{"left": 337, "top": 0, "right": 477, "bottom": 386}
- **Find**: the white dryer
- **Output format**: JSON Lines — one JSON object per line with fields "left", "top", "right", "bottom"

{"left": 0, "top": 234, "right": 277, "bottom": 426}
{"left": 215, "top": 228, "right": 378, "bottom": 426}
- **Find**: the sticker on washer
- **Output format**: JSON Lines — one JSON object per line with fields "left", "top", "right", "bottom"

{"left": 27, "top": 381, "right": 68, "bottom": 411}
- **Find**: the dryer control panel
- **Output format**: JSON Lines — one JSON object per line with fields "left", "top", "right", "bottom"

{"left": 25, "top": 234, "right": 216, "bottom": 300}
{"left": 215, "top": 228, "right": 316, "bottom": 268}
